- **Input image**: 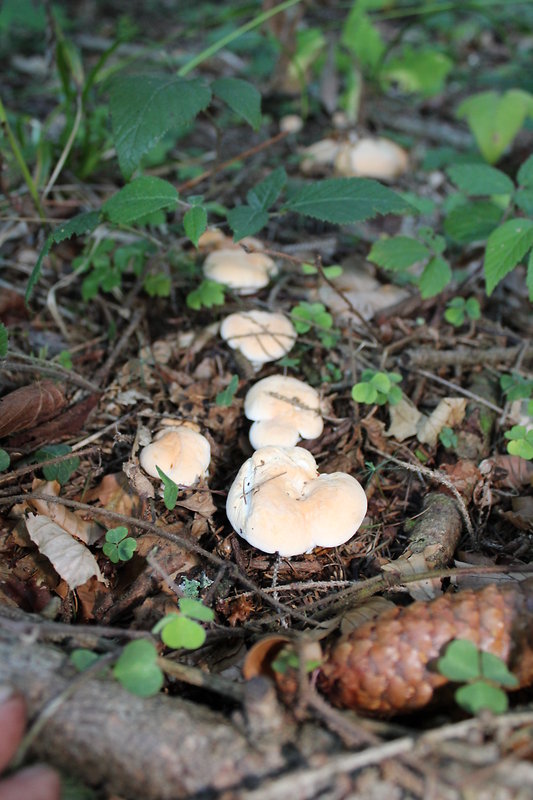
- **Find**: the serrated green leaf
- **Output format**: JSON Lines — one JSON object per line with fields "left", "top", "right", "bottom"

{"left": 480, "top": 651, "right": 518, "bottom": 687}
{"left": 183, "top": 205, "right": 207, "bottom": 247}
{"left": 109, "top": 73, "right": 211, "bottom": 178}
{"left": 246, "top": 167, "right": 286, "bottom": 211}
{"left": 0, "top": 449, "right": 10, "bottom": 472}
{"left": 444, "top": 200, "right": 502, "bottom": 243}
{"left": 35, "top": 443, "right": 80, "bottom": 485}
{"left": 437, "top": 639, "right": 481, "bottom": 682}
{"left": 113, "top": 640, "right": 163, "bottom": 697}
{"left": 517, "top": 154, "right": 533, "bottom": 187}
{"left": 216, "top": 374, "right": 239, "bottom": 407}
{"left": 455, "top": 681, "right": 508, "bottom": 715}
{"left": 514, "top": 189, "right": 533, "bottom": 215}
{"left": 341, "top": 7, "right": 385, "bottom": 72}
{"left": 161, "top": 616, "right": 206, "bottom": 650}
{"left": 381, "top": 47, "right": 453, "bottom": 97}
{"left": 143, "top": 273, "right": 171, "bottom": 298}
{"left": 446, "top": 164, "right": 514, "bottom": 196}
{"left": 186, "top": 279, "right": 226, "bottom": 310}
{"left": 0, "top": 323, "right": 7, "bottom": 357}
{"left": 227, "top": 205, "right": 269, "bottom": 241}
{"left": 457, "top": 90, "right": 533, "bottom": 164}
{"left": 212, "top": 77, "right": 261, "bottom": 130}
{"left": 484, "top": 218, "right": 533, "bottom": 295}
{"left": 102, "top": 176, "right": 179, "bottom": 225}
{"left": 284, "top": 178, "right": 412, "bottom": 224}
{"left": 179, "top": 597, "right": 215, "bottom": 622}
{"left": 368, "top": 236, "right": 430, "bottom": 271}
{"left": 419, "top": 256, "right": 452, "bottom": 299}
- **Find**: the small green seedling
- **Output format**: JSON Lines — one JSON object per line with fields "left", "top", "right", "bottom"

{"left": 0, "top": 449, "right": 10, "bottom": 473}
{"left": 290, "top": 301, "right": 338, "bottom": 347}
{"left": 444, "top": 296, "right": 481, "bottom": 327}
{"left": 0, "top": 322, "right": 8, "bottom": 357}
{"left": 102, "top": 526, "right": 137, "bottom": 563}
{"left": 437, "top": 639, "right": 518, "bottom": 715}
{"left": 504, "top": 426, "right": 533, "bottom": 460}
{"left": 271, "top": 646, "right": 321, "bottom": 675}
{"left": 156, "top": 467, "right": 179, "bottom": 510}
{"left": 113, "top": 640, "right": 164, "bottom": 697}
{"left": 500, "top": 373, "right": 533, "bottom": 415}
{"left": 70, "top": 648, "right": 103, "bottom": 671}
{"left": 352, "top": 370, "right": 402, "bottom": 406}
{"left": 301, "top": 262, "right": 343, "bottom": 280}
{"left": 439, "top": 426, "right": 458, "bottom": 449}
{"left": 186, "top": 279, "right": 226, "bottom": 310}
{"left": 216, "top": 374, "right": 239, "bottom": 406}
{"left": 153, "top": 597, "right": 215, "bottom": 650}
{"left": 34, "top": 443, "right": 80, "bottom": 485}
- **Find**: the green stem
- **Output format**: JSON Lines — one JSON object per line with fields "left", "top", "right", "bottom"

{"left": 178, "top": 0, "right": 303, "bottom": 77}
{"left": 374, "top": 0, "right": 530, "bottom": 20}
{"left": 0, "top": 96, "right": 46, "bottom": 221}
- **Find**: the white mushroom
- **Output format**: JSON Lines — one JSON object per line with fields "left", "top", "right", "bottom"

{"left": 226, "top": 446, "right": 367, "bottom": 556}
{"left": 203, "top": 248, "right": 277, "bottom": 295}
{"left": 220, "top": 310, "right": 297, "bottom": 370}
{"left": 334, "top": 138, "right": 408, "bottom": 181}
{"left": 244, "top": 375, "right": 323, "bottom": 449}
{"left": 300, "top": 138, "right": 342, "bottom": 175}
{"left": 139, "top": 427, "right": 211, "bottom": 487}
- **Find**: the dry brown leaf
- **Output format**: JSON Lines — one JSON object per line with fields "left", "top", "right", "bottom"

{"left": 0, "top": 381, "right": 65, "bottom": 438}
{"left": 386, "top": 396, "right": 422, "bottom": 441}
{"left": 479, "top": 455, "right": 533, "bottom": 491}
{"left": 27, "top": 480, "right": 104, "bottom": 545}
{"left": 84, "top": 472, "right": 144, "bottom": 518}
{"left": 382, "top": 552, "right": 443, "bottom": 600}
{"left": 176, "top": 490, "right": 216, "bottom": 517}
{"left": 123, "top": 461, "right": 155, "bottom": 500}
{"left": 25, "top": 513, "right": 106, "bottom": 589}
{"left": 416, "top": 397, "right": 467, "bottom": 447}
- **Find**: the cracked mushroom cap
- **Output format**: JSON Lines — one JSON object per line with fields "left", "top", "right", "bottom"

{"left": 226, "top": 446, "right": 367, "bottom": 556}
{"left": 244, "top": 375, "right": 323, "bottom": 449}
{"left": 220, "top": 310, "right": 297, "bottom": 369}
{"left": 139, "top": 427, "right": 211, "bottom": 487}
{"left": 335, "top": 138, "right": 408, "bottom": 181}
{"left": 203, "top": 248, "right": 277, "bottom": 295}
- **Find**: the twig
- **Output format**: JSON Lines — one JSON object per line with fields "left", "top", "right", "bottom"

{"left": 403, "top": 344, "right": 533, "bottom": 370}
{"left": 42, "top": 93, "right": 83, "bottom": 200}
{"left": 1, "top": 359, "right": 100, "bottom": 393}
{"left": 157, "top": 656, "right": 245, "bottom": 703}
{"left": 411, "top": 368, "right": 505, "bottom": 415}
{"left": 94, "top": 307, "right": 144, "bottom": 388}
{"left": 0, "top": 446, "right": 99, "bottom": 486}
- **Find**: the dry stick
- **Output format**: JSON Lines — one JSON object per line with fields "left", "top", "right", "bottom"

{"left": 403, "top": 344, "right": 533, "bottom": 370}
{"left": 71, "top": 411, "right": 134, "bottom": 451}
{"left": 157, "top": 656, "right": 245, "bottom": 703}
{"left": 0, "top": 446, "right": 100, "bottom": 487}
{"left": 176, "top": 130, "right": 289, "bottom": 193}
{"left": 0, "top": 359, "right": 100, "bottom": 393}
{"left": 411, "top": 368, "right": 505, "bottom": 416}
{"left": 94, "top": 307, "right": 144, "bottom": 388}
{"left": 0, "top": 492, "right": 316, "bottom": 627}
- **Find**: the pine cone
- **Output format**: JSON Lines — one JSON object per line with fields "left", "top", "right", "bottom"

{"left": 319, "top": 582, "right": 533, "bottom": 715}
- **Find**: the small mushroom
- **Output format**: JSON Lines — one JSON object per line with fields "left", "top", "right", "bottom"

{"left": 139, "top": 427, "right": 211, "bottom": 487}
{"left": 244, "top": 375, "right": 323, "bottom": 449}
{"left": 300, "top": 138, "right": 342, "bottom": 175}
{"left": 334, "top": 138, "right": 408, "bottom": 181}
{"left": 226, "top": 446, "right": 367, "bottom": 556}
{"left": 220, "top": 310, "right": 297, "bottom": 370}
{"left": 203, "top": 248, "right": 277, "bottom": 295}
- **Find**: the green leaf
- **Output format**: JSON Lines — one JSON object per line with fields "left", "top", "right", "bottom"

{"left": 156, "top": 467, "right": 179, "bottom": 510}
{"left": 370, "top": 372, "right": 391, "bottom": 393}
{"left": 117, "top": 538, "right": 137, "bottom": 561}
{"left": 186, "top": 279, "right": 226, "bottom": 310}
{"left": 514, "top": 189, "right": 533, "bottom": 216}
{"left": 26, "top": 211, "right": 101, "bottom": 303}
{"left": 341, "top": 7, "right": 385, "bottom": 72}
{"left": 444, "top": 201, "right": 502, "bottom": 244}
{"left": 71, "top": 649, "right": 101, "bottom": 671}
{"left": 352, "top": 382, "right": 378, "bottom": 404}
{"left": 437, "top": 639, "right": 481, "bottom": 682}
{"left": 528, "top": 250, "right": 533, "bottom": 301}
{"left": 323, "top": 265, "right": 343, "bottom": 279}
{"left": 113, "top": 640, "right": 164, "bottom": 697}
{"left": 179, "top": 597, "right": 215, "bottom": 622}
{"left": 284, "top": 178, "right": 412, "bottom": 224}
{"left": 102, "top": 176, "right": 179, "bottom": 225}
{"left": 368, "top": 236, "right": 430, "bottom": 271}
{"left": 484, "top": 218, "right": 533, "bottom": 295}
{"left": 35, "top": 443, "right": 80, "bottom": 485}
{"left": 183, "top": 205, "right": 207, "bottom": 247}
{"left": 143, "top": 273, "right": 171, "bottom": 298}
{"left": 418, "top": 256, "right": 452, "bottom": 299}
{"left": 0, "top": 323, "right": 7, "bottom": 357}
{"left": 465, "top": 297, "right": 481, "bottom": 320}
{"left": 455, "top": 681, "right": 509, "bottom": 715}
{"left": 446, "top": 164, "right": 514, "bottom": 196}
{"left": 247, "top": 167, "right": 287, "bottom": 212}
{"left": 212, "top": 77, "right": 261, "bottom": 131}
{"left": 517, "top": 154, "right": 533, "bottom": 187}
{"left": 0, "top": 449, "right": 10, "bottom": 472}
{"left": 105, "top": 526, "right": 128, "bottom": 544}
{"left": 480, "top": 652, "right": 518, "bottom": 688}
{"left": 161, "top": 616, "right": 206, "bottom": 650}
{"left": 381, "top": 47, "right": 453, "bottom": 97}
{"left": 108, "top": 73, "right": 212, "bottom": 178}
{"left": 227, "top": 205, "right": 269, "bottom": 241}
{"left": 457, "top": 90, "right": 533, "bottom": 164}
{"left": 216, "top": 374, "right": 239, "bottom": 407}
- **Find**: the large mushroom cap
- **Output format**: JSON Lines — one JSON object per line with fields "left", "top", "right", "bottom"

{"left": 139, "top": 427, "right": 211, "bottom": 487}
{"left": 226, "top": 446, "right": 367, "bottom": 556}
{"left": 335, "top": 138, "right": 408, "bottom": 181}
{"left": 245, "top": 374, "right": 323, "bottom": 449}
{"left": 220, "top": 310, "right": 297, "bottom": 369}
{"left": 203, "top": 248, "right": 277, "bottom": 295}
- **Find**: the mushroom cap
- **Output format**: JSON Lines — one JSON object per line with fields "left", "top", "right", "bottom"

{"left": 300, "top": 138, "right": 342, "bottom": 174}
{"left": 203, "top": 248, "right": 277, "bottom": 295}
{"left": 220, "top": 310, "right": 297, "bottom": 368}
{"left": 226, "top": 446, "right": 367, "bottom": 556}
{"left": 139, "top": 428, "right": 211, "bottom": 486}
{"left": 335, "top": 138, "right": 408, "bottom": 181}
{"left": 245, "top": 375, "right": 323, "bottom": 449}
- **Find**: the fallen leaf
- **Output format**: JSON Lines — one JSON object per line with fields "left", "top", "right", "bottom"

{"left": 7, "top": 393, "right": 99, "bottom": 448}
{"left": 386, "top": 396, "right": 422, "bottom": 441}
{"left": 84, "top": 472, "right": 144, "bottom": 518}
{"left": 0, "top": 381, "right": 65, "bottom": 438}
{"left": 417, "top": 397, "right": 467, "bottom": 447}
{"left": 28, "top": 480, "right": 104, "bottom": 545}
{"left": 25, "top": 513, "right": 106, "bottom": 589}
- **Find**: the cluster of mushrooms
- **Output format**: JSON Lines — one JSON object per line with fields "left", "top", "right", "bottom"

{"left": 139, "top": 232, "right": 368, "bottom": 558}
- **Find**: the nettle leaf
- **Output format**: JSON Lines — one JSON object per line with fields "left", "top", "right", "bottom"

{"left": 437, "top": 639, "right": 481, "bottom": 682}
{"left": 227, "top": 205, "right": 269, "bottom": 241}
{"left": 446, "top": 164, "right": 514, "bottom": 196}
{"left": 183, "top": 205, "right": 207, "bottom": 247}
{"left": 212, "top": 77, "right": 261, "bottom": 131}
{"left": 103, "top": 176, "right": 179, "bottom": 225}
{"left": 484, "top": 218, "right": 533, "bottom": 295}
{"left": 0, "top": 322, "right": 7, "bottom": 357}
{"left": 109, "top": 73, "right": 212, "bottom": 178}
{"left": 248, "top": 167, "right": 287, "bottom": 211}
{"left": 368, "top": 236, "right": 430, "bottom": 271}
{"left": 515, "top": 189, "right": 533, "bottom": 216}
{"left": 228, "top": 167, "right": 287, "bottom": 241}
{"left": 444, "top": 201, "right": 502, "bottom": 244}
{"left": 517, "top": 154, "right": 533, "bottom": 187}
{"left": 418, "top": 256, "right": 452, "bottom": 299}
{"left": 457, "top": 89, "right": 533, "bottom": 164}
{"left": 26, "top": 211, "right": 101, "bottom": 303}
{"left": 284, "top": 178, "right": 412, "bottom": 223}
